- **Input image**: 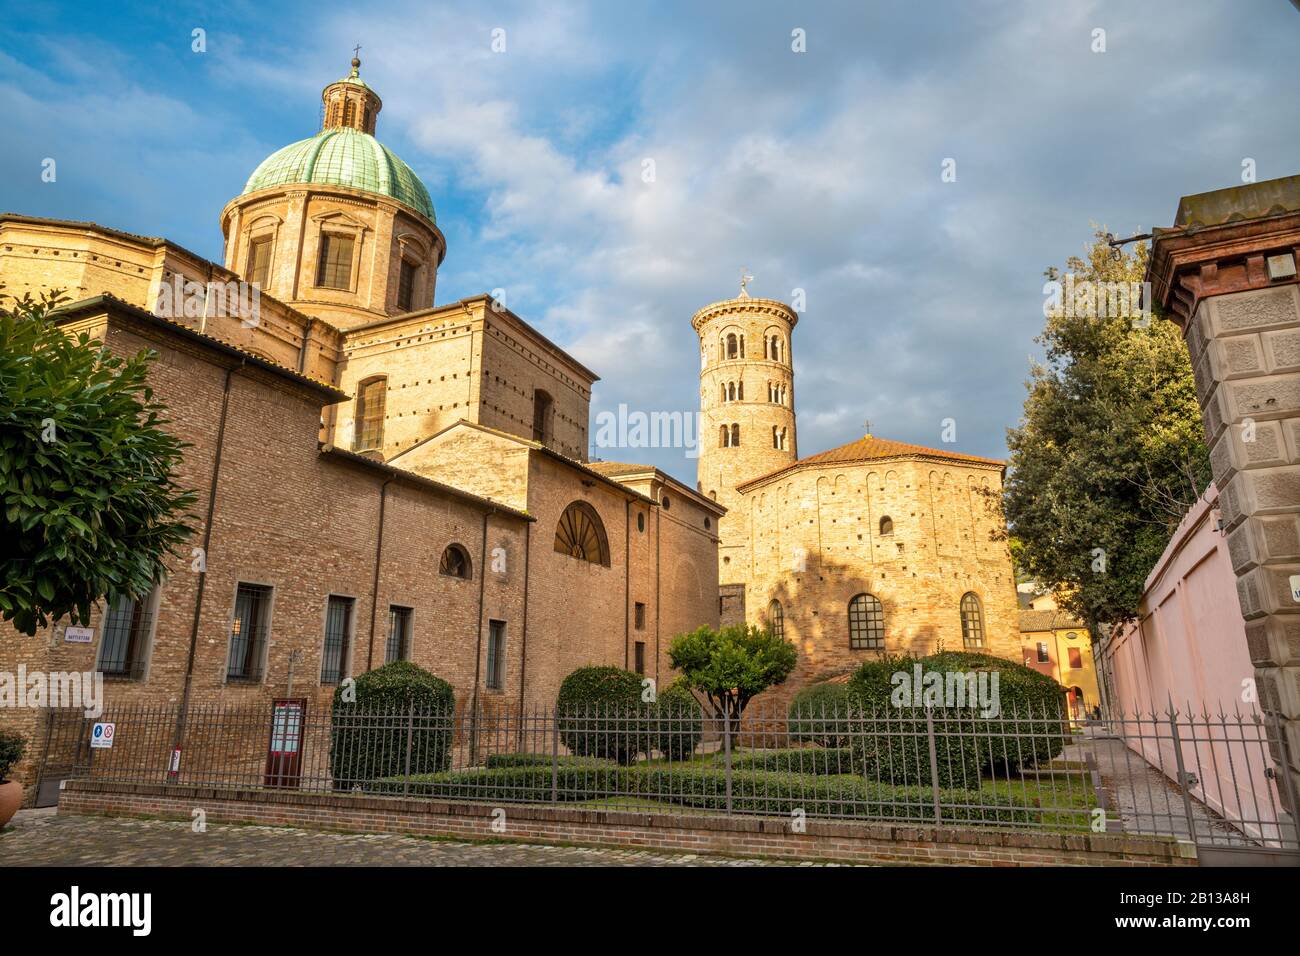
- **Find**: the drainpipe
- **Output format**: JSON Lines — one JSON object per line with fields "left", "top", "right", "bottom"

{"left": 469, "top": 509, "right": 491, "bottom": 762}
{"left": 655, "top": 503, "right": 661, "bottom": 689}
{"left": 364, "top": 477, "right": 394, "bottom": 671}
{"left": 516, "top": 521, "right": 531, "bottom": 716}
{"left": 624, "top": 499, "right": 631, "bottom": 670}
{"left": 173, "top": 359, "right": 243, "bottom": 758}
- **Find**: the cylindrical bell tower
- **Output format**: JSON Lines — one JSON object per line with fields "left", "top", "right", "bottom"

{"left": 693, "top": 287, "right": 798, "bottom": 577}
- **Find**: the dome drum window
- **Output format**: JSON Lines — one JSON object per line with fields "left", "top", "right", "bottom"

{"left": 848, "top": 593, "right": 884, "bottom": 650}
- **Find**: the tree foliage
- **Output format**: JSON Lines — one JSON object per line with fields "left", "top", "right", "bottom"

{"left": 0, "top": 291, "right": 196, "bottom": 635}
{"left": 1000, "top": 231, "right": 1210, "bottom": 629}
{"left": 667, "top": 623, "right": 798, "bottom": 725}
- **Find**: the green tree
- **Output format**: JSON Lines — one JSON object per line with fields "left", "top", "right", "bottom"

{"left": 1000, "top": 230, "right": 1209, "bottom": 629}
{"left": 667, "top": 623, "right": 797, "bottom": 745}
{"left": 0, "top": 291, "right": 196, "bottom": 636}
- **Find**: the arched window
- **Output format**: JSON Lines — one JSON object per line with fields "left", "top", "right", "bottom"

{"left": 726, "top": 333, "right": 738, "bottom": 359}
{"left": 720, "top": 425, "right": 730, "bottom": 448}
{"left": 727, "top": 382, "right": 736, "bottom": 401}
{"left": 737, "top": 380, "right": 743, "bottom": 400}
{"left": 532, "top": 389, "right": 553, "bottom": 444}
{"left": 439, "top": 544, "right": 472, "bottom": 579}
{"left": 353, "top": 376, "right": 386, "bottom": 451}
{"left": 879, "top": 515, "right": 894, "bottom": 535}
{"left": 730, "top": 423, "right": 740, "bottom": 447}
{"left": 720, "top": 384, "right": 727, "bottom": 402}
{"left": 767, "top": 599, "right": 784, "bottom": 640}
{"left": 960, "top": 592, "right": 985, "bottom": 649}
{"left": 848, "top": 593, "right": 885, "bottom": 650}
{"left": 554, "top": 501, "right": 610, "bottom": 566}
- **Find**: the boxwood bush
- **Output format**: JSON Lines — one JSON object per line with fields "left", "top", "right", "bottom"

{"left": 330, "top": 661, "right": 455, "bottom": 788}
{"left": 649, "top": 679, "right": 703, "bottom": 760}
{"left": 787, "top": 681, "right": 855, "bottom": 748}
{"left": 556, "top": 665, "right": 650, "bottom": 765}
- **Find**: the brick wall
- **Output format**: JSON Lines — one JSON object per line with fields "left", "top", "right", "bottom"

{"left": 56, "top": 780, "right": 1198, "bottom": 866}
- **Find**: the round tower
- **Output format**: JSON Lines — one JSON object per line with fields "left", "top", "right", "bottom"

{"left": 693, "top": 285, "right": 798, "bottom": 567}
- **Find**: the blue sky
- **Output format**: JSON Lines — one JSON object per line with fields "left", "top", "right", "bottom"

{"left": 3, "top": 0, "right": 1298, "bottom": 485}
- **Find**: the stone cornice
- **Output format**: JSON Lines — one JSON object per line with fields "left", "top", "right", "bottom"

{"left": 1147, "top": 210, "right": 1300, "bottom": 328}
{"left": 690, "top": 296, "right": 799, "bottom": 332}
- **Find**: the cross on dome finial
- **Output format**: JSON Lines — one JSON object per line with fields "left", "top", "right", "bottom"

{"left": 350, "top": 44, "right": 362, "bottom": 74}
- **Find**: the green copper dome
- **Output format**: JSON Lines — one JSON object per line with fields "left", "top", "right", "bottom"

{"left": 242, "top": 128, "right": 435, "bottom": 222}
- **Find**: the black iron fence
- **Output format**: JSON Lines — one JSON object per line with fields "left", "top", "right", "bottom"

{"left": 40, "top": 698, "right": 1299, "bottom": 850}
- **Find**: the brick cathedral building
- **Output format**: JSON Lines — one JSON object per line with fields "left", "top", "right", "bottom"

{"left": 1, "top": 57, "right": 1023, "bottom": 789}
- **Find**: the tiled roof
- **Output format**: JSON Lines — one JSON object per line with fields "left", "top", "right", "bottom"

{"left": 1018, "top": 609, "right": 1086, "bottom": 633}
{"left": 738, "top": 434, "right": 1004, "bottom": 490}
{"left": 585, "top": 461, "right": 656, "bottom": 477}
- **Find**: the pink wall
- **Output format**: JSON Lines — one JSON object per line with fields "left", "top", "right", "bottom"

{"left": 1099, "top": 485, "right": 1287, "bottom": 840}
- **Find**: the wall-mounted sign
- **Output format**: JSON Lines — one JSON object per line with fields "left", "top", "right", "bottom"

{"left": 90, "top": 722, "right": 115, "bottom": 749}
{"left": 64, "top": 626, "right": 94, "bottom": 644}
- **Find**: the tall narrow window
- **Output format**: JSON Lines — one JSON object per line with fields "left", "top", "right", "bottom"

{"left": 97, "top": 590, "right": 153, "bottom": 679}
{"left": 767, "top": 599, "right": 784, "bottom": 640}
{"left": 848, "top": 593, "right": 885, "bottom": 650}
{"left": 1068, "top": 647, "right": 1083, "bottom": 669}
{"left": 635, "top": 602, "right": 646, "bottom": 630}
{"left": 486, "top": 620, "right": 506, "bottom": 690}
{"left": 720, "top": 425, "right": 729, "bottom": 448}
{"left": 726, "top": 333, "right": 738, "bottom": 359}
{"left": 316, "top": 233, "right": 355, "bottom": 289}
{"left": 248, "top": 237, "right": 273, "bottom": 288}
{"left": 397, "top": 258, "right": 417, "bottom": 311}
{"left": 321, "top": 595, "right": 354, "bottom": 685}
{"left": 386, "top": 605, "right": 413, "bottom": 664}
{"left": 353, "top": 377, "right": 386, "bottom": 452}
{"left": 634, "top": 641, "right": 646, "bottom": 676}
{"left": 1037, "top": 642, "right": 1050, "bottom": 663}
{"left": 228, "top": 584, "right": 271, "bottom": 683}
{"left": 532, "top": 390, "right": 553, "bottom": 444}
{"left": 730, "top": 423, "right": 740, "bottom": 447}
{"left": 960, "top": 592, "right": 985, "bottom": 649}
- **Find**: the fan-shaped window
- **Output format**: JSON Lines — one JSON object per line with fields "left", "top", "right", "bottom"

{"left": 554, "top": 501, "right": 610, "bottom": 566}
{"left": 353, "top": 376, "right": 386, "bottom": 452}
{"left": 879, "top": 515, "right": 894, "bottom": 535}
{"left": 960, "top": 592, "right": 985, "bottom": 649}
{"left": 767, "top": 599, "right": 784, "bottom": 640}
{"left": 439, "top": 543, "right": 472, "bottom": 580}
{"left": 848, "top": 593, "right": 885, "bottom": 650}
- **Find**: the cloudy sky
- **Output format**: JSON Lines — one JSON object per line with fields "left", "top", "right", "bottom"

{"left": 3, "top": 1, "right": 1297, "bottom": 485}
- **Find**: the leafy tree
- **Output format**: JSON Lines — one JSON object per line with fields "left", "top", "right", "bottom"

{"left": 0, "top": 291, "right": 196, "bottom": 636}
{"left": 667, "top": 623, "right": 797, "bottom": 745}
{"left": 999, "top": 231, "right": 1210, "bottom": 630}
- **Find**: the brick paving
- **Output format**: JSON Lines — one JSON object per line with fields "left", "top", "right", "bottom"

{"left": 0, "top": 809, "right": 831, "bottom": 866}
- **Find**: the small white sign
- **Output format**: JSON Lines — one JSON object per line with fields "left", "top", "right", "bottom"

{"left": 64, "top": 626, "right": 93, "bottom": 644}
{"left": 1291, "top": 574, "right": 1300, "bottom": 603}
{"left": 90, "top": 722, "right": 115, "bottom": 749}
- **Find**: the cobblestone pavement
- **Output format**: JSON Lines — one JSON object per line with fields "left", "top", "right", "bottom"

{"left": 0, "top": 810, "right": 827, "bottom": 866}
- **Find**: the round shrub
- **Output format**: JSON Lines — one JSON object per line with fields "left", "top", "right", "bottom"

{"left": 556, "top": 665, "right": 647, "bottom": 765}
{"left": 650, "top": 679, "right": 703, "bottom": 760}
{"left": 787, "top": 681, "right": 854, "bottom": 748}
{"left": 330, "top": 661, "right": 456, "bottom": 787}
{"left": 0, "top": 730, "right": 25, "bottom": 783}
{"left": 846, "top": 651, "right": 1068, "bottom": 786}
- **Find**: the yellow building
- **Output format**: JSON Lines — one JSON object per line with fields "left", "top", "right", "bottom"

{"left": 1018, "top": 591, "right": 1099, "bottom": 719}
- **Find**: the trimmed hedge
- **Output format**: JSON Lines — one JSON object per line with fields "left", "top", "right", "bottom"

{"left": 726, "top": 747, "right": 855, "bottom": 775}
{"left": 483, "top": 753, "right": 615, "bottom": 770}
{"left": 649, "top": 680, "right": 703, "bottom": 760}
{"left": 788, "top": 682, "right": 855, "bottom": 748}
{"left": 556, "top": 665, "right": 648, "bottom": 765}
{"left": 375, "top": 763, "right": 1031, "bottom": 826}
{"left": 330, "top": 661, "right": 456, "bottom": 787}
